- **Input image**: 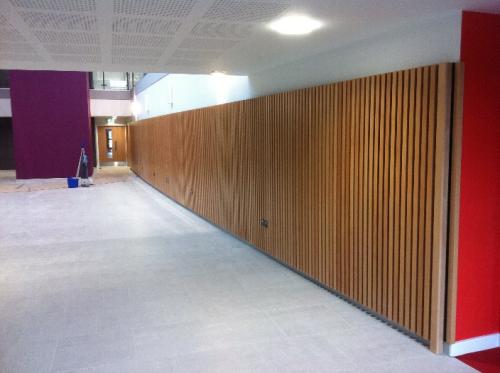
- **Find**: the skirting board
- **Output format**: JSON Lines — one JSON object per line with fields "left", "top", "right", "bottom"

{"left": 445, "top": 333, "right": 500, "bottom": 357}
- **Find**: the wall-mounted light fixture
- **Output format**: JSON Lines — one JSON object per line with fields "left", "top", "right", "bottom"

{"left": 131, "top": 101, "right": 141, "bottom": 118}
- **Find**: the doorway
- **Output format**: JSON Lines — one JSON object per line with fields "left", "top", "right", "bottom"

{"left": 0, "top": 118, "right": 15, "bottom": 170}
{"left": 97, "top": 125, "right": 127, "bottom": 166}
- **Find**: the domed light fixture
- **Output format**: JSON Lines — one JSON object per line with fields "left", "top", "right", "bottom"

{"left": 268, "top": 14, "right": 322, "bottom": 35}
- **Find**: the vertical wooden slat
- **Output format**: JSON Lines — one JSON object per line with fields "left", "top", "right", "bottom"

{"left": 382, "top": 73, "right": 391, "bottom": 317}
{"left": 404, "top": 69, "right": 415, "bottom": 328}
{"left": 423, "top": 65, "right": 437, "bottom": 340}
{"left": 387, "top": 71, "right": 397, "bottom": 321}
{"left": 429, "top": 63, "right": 453, "bottom": 353}
{"left": 353, "top": 79, "right": 362, "bottom": 302}
{"left": 394, "top": 70, "right": 404, "bottom": 323}
{"left": 399, "top": 69, "right": 410, "bottom": 325}
{"left": 364, "top": 76, "right": 371, "bottom": 307}
{"left": 446, "top": 63, "right": 464, "bottom": 344}
{"left": 417, "top": 67, "right": 430, "bottom": 337}
{"left": 367, "top": 76, "right": 375, "bottom": 309}
{"left": 411, "top": 68, "right": 422, "bottom": 332}
{"left": 372, "top": 74, "right": 381, "bottom": 311}
{"left": 376, "top": 74, "right": 385, "bottom": 313}
{"left": 360, "top": 77, "right": 367, "bottom": 304}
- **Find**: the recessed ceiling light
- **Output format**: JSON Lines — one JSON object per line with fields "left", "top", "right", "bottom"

{"left": 211, "top": 70, "right": 226, "bottom": 76}
{"left": 268, "top": 14, "right": 323, "bottom": 35}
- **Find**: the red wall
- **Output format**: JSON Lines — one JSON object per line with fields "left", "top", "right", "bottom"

{"left": 10, "top": 70, "right": 93, "bottom": 179}
{"left": 456, "top": 11, "right": 500, "bottom": 341}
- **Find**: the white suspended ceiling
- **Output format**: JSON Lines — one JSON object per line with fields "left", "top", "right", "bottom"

{"left": 0, "top": 0, "right": 499, "bottom": 75}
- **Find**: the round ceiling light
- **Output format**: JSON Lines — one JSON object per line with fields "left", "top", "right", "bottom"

{"left": 268, "top": 14, "right": 323, "bottom": 36}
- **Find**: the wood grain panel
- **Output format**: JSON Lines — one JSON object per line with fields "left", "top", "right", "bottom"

{"left": 128, "top": 63, "right": 456, "bottom": 351}
{"left": 446, "top": 63, "right": 464, "bottom": 344}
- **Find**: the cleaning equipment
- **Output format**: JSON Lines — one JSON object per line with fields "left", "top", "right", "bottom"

{"left": 68, "top": 146, "right": 83, "bottom": 189}
{"left": 78, "top": 144, "right": 91, "bottom": 187}
{"left": 67, "top": 177, "right": 79, "bottom": 188}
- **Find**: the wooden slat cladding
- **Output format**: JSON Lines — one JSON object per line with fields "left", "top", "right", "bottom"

{"left": 128, "top": 63, "right": 454, "bottom": 351}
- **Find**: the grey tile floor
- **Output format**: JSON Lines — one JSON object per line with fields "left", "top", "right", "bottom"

{"left": 0, "top": 175, "right": 476, "bottom": 373}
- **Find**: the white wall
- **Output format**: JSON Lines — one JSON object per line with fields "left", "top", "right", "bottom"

{"left": 134, "top": 12, "right": 461, "bottom": 120}
{"left": 134, "top": 74, "right": 251, "bottom": 120}
{"left": 0, "top": 99, "right": 11, "bottom": 117}
{"left": 90, "top": 99, "right": 132, "bottom": 117}
{"left": 1, "top": 97, "right": 131, "bottom": 117}
{"left": 248, "top": 12, "right": 462, "bottom": 97}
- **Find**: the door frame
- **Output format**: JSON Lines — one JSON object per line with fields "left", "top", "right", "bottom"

{"left": 95, "top": 123, "right": 128, "bottom": 168}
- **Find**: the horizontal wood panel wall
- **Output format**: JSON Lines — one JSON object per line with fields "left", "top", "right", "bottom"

{"left": 128, "top": 63, "right": 454, "bottom": 351}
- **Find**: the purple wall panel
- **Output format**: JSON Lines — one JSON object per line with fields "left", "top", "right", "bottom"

{"left": 9, "top": 70, "right": 92, "bottom": 179}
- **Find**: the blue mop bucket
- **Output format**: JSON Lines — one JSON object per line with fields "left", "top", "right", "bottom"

{"left": 67, "top": 177, "right": 79, "bottom": 188}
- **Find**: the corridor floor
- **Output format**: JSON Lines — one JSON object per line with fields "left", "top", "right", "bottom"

{"left": 0, "top": 174, "right": 475, "bottom": 372}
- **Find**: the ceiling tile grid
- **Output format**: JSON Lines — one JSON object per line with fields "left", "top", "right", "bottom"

{"left": 111, "top": 55, "right": 159, "bottom": 65}
{"left": 165, "top": 57, "right": 207, "bottom": 67}
{"left": 110, "top": 0, "right": 199, "bottom": 68}
{"left": 112, "top": 46, "right": 163, "bottom": 58}
{"left": 178, "top": 38, "right": 239, "bottom": 50}
{"left": 1, "top": 0, "right": 498, "bottom": 73}
{"left": 112, "top": 34, "right": 173, "bottom": 49}
{"left": 0, "top": 28, "right": 26, "bottom": 43}
{"left": 111, "top": 17, "right": 182, "bottom": 35}
{"left": 9, "top": 0, "right": 97, "bottom": 13}
{"left": 172, "top": 49, "right": 222, "bottom": 59}
{"left": 0, "top": 42, "right": 35, "bottom": 54}
{"left": 19, "top": 11, "right": 98, "bottom": 31}
{"left": 113, "top": 0, "right": 197, "bottom": 18}
{"left": 0, "top": 0, "right": 296, "bottom": 71}
{"left": 35, "top": 31, "right": 99, "bottom": 45}
{"left": 52, "top": 54, "right": 101, "bottom": 64}
{"left": 202, "top": 0, "right": 290, "bottom": 22}
{"left": 0, "top": 9, "right": 42, "bottom": 63}
{"left": 0, "top": 53, "right": 42, "bottom": 62}
{"left": 190, "top": 22, "right": 256, "bottom": 39}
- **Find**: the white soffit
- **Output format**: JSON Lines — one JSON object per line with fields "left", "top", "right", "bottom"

{"left": 0, "top": 0, "right": 499, "bottom": 75}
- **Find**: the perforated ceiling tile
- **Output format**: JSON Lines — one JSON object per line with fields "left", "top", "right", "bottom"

{"left": 0, "top": 15, "right": 10, "bottom": 27}
{"left": 179, "top": 38, "right": 239, "bottom": 50}
{"left": 43, "top": 44, "right": 99, "bottom": 55}
{"left": 112, "top": 47, "right": 163, "bottom": 58}
{"left": 0, "top": 53, "right": 41, "bottom": 62}
{"left": 203, "top": 0, "right": 290, "bottom": 22}
{"left": 112, "top": 55, "right": 158, "bottom": 65}
{"left": 51, "top": 54, "right": 101, "bottom": 64}
{"left": 112, "top": 34, "right": 172, "bottom": 48}
{"left": 0, "top": 29, "right": 26, "bottom": 43}
{"left": 20, "top": 11, "right": 97, "bottom": 30}
{"left": 191, "top": 22, "right": 254, "bottom": 39}
{"left": 165, "top": 58, "right": 206, "bottom": 66}
{"left": 172, "top": 49, "right": 221, "bottom": 60}
{"left": 9, "top": 0, "right": 96, "bottom": 12}
{"left": 36, "top": 31, "right": 98, "bottom": 45}
{"left": 0, "top": 42, "right": 35, "bottom": 54}
{"left": 112, "top": 17, "right": 181, "bottom": 35}
{"left": 113, "top": 0, "right": 196, "bottom": 18}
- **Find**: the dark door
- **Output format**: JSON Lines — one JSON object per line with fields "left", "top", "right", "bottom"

{"left": 0, "top": 118, "right": 15, "bottom": 170}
